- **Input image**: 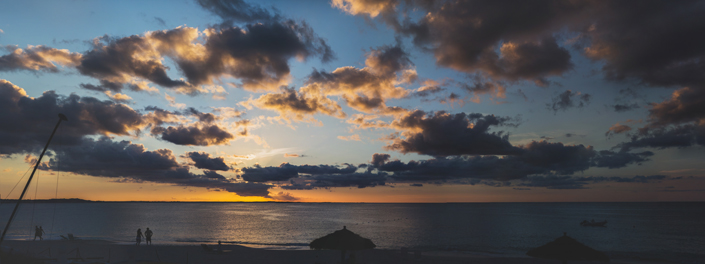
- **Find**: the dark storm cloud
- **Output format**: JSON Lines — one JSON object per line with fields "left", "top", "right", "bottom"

{"left": 241, "top": 164, "right": 299, "bottom": 182}
{"left": 151, "top": 124, "right": 235, "bottom": 146}
{"left": 184, "top": 107, "right": 217, "bottom": 123}
{"left": 268, "top": 143, "right": 653, "bottom": 189}
{"left": 299, "top": 172, "right": 387, "bottom": 189}
{"left": 77, "top": 35, "right": 188, "bottom": 89}
{"left": 460, "top": 76, "right": 506, "bottom": 99}
{"left": 591, "top": 150, "right": 653, "bottom": 169}
{"left": 400, "top": 2, "right": 578, "bottom": 82}
{"left": 547, "top": 90, "right": 591, "bottom": 113}
{"left": 163, "top": 22, "right": 334, "bottom": 91}
{"left": 79, "top": 80, "right": 125, "bottom": 93}
{"left": 0, "top": 79, "right": 145, "bottom": 155}
{"left": 375, "top": 141, "right": 646, "bottom": 182}
{"left": 618, "top": 125, "right": 705, "bottom": 151}
{"left": 335, "top": 0, "right": 581, "bottom": 83}
{"left": 384, "top": 110, "right": 520, "bottom": 156}
{"left": 371, "top": 153, "right": 391, "bottom": 167}
{"left": 196, "top": 0, "right": 281, "bottom": 24}
{"left": 376, "top": 141, "right": 595, "bottom": 182}
{"left": 336, "top": 1, "right": 705, "bottom": 91}
{"left": 647, "top": 87, "right": 705, "bottom": 127}
{"left": 613, "top": 87, "right": 705, "bottom": 151}
{"left": 0, "top": 45, "right": 81, "bottom": 73}
{"left": 240, "top": 163, "right": 358, "bottom": 183}
{"left": 43, "top": 137, "right": 271, "bottom": 197}
{"left": 611, "top": 103, "right": 640, "bottom": 112}
{"left": 580, "top": 1, "right": 705, "bottom": 89}
{"left": 185, "top": 151, "right": 231, "bottom": 171}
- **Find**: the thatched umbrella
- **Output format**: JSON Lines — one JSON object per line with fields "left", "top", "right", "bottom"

{"left": 310, "top": 226, "right": 375, "bottom": 263}
{"left": 527, "top": 232, "right": 610, "bottom": 264}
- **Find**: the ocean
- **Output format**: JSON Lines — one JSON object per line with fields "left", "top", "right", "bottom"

{"left": 1, "top": 202, "right": 703, "bottom": 263}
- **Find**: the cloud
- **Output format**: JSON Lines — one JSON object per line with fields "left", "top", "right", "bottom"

{"left": 303, "top": 44, "right": 414, "bottom": 113}
{"left": 6, "top": 18, "right": 334, "bottom": 94}
{"left": 460, "top": 77, "right": 506, "bottom": 102}
{"left": 240, "top": 163, "right": 358, "bottom": 182}
{"left": 411, "top": 80, "right": 444, "bottom": 97}
{"left": 165, "top": 93, "right": 186, "bottom": 109}
{"left": 547, "top": 90, "right": 591, "bottom": 113}
{"left": 151, "top": 124, "right": 235, "bottom": 146}
{"left": 618, "top": 125, "right": 705, "bottom": 151}
{"left": 334, "top": 1, "right": 576, "bottom": 84}
{"left": 240, "top": 144, "right": 655, "bottom": 190}
{"left": 591, "top": 150, "right": 653, "bottom": 169}
{"left": 185, "top": 151, "right": 231, "bottom": 171}
{"left": 376, "top": 140, "right": 646, "bottom": 182}
{"left": 43, "top": 137, "right": 271, "bottom": 197}
{"left": 383, "top": 110, "right": 520, "bottom": 156}
{"left": 615, "top": 87, "right": 705, "bottom": 151}
{"left": 337, "top": 134, "right": 361, "bottom": 141}
{"left": 0, "top": 79, "right": 145, "bottom": 155}
{"left": 0, "top": 45, "right": 82, "bottom": 73}
{"left": 270, "top": 191, "right": 299, "bottom": 201}
{"left": 605, "top": 123, "right": 632, "bottom": 138}
{"left": 104, "top": 91, "right": 133, "bottom": 103}
{"left": 611, "top": 103, "right": 640, "bottom": 112}
{"left": 647, "top": 87, "right": 705, "bottom": 128}
{"left": 284, "top": 153, "right": 307, "bottom": 158}
{"left": 579, "top": 1, "right": 705, "bottom": 89}
{"left": 165, "top": 22, "right": 334, "bottom": 91}
{"left": 143, "top": 106, "right": 251, "bottom": 146}
{"left": 77, "top": 34, "right": 188, "bottom": 90}
{"left": 154, "top": 17, "right": 167, "bottom": 27}
{"left": 335, "top": 1, "right": 705, "bottom": 91}
{"left": 196, "top": 0, "right": 280, "bottom": 24}
{"left": 240, "top": 87, "right": 345, "bottom": 123}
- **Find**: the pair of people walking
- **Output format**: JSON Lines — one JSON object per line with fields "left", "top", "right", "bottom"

{"left": 33, "top": 226, "right": 45, "bottom": 241}
{"left": 136, "top": 228, "right": 153, "bottom": 245}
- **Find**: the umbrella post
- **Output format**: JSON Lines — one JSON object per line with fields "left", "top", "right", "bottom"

{"left": 341, "top": 249, "right": 346, "bottom": 263}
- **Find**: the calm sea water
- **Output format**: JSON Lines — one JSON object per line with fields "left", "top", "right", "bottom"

{"left": 0, "top": 202, "right": 703, "bottom": 263}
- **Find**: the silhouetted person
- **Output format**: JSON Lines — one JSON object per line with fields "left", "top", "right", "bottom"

{"left": 145, "top": 228, "right": 153, "bottom": 245}
{"left": 33, "top": 226, "right": 45, "bottom": 241}
{"left": 136, "top": 228, "right": 144, "bottom": 246}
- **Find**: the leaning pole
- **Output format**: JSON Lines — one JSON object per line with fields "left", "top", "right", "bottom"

{"left": 0, "top": 113, "right": 68, "bottom": 248}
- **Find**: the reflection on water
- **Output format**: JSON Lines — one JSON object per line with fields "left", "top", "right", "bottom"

{"left": 0, "top": 202, "right": 703, "bottom": 262}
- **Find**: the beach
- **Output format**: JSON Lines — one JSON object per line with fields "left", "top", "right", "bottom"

{"left": 1, "top": 202, "right": 702, "bottom": 263}
{"left": 0, "top": 240, "right": 670, "bottom": 264}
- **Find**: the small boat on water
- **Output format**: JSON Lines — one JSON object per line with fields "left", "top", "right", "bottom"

{"left": 580, "top": 220, "right": 607, "bottom": 227}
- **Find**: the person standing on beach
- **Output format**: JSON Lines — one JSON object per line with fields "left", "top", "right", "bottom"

{"left": 33, "top": 226, "right": 43, "bottom": 241}
{"left": 39, "top": 226, "right": 45, "bottom": 240}
{"left": 136, "top": 228, "right": 144, "bottom": 246}
{"left": 145, "top": 228, "right": 153, "bottom": 245}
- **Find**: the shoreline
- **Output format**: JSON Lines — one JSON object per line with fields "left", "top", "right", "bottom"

{"left": 0, "top": 240, "right": 672, "bottom": 264}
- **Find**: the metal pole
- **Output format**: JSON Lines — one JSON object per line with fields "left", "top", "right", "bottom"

{"left": 0, "top": 114, "right": 67, "bottom": 247}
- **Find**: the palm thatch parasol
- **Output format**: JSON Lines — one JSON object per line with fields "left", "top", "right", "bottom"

{"left": 527, "top": 232, "right": 610, "bottom": 264}
{"left": 310, "top": 226, "right": 375, "bottom": 263}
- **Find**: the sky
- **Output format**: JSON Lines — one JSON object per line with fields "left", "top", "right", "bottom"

{"left": 0, "top": 0, "right": 704, "bottom": 202}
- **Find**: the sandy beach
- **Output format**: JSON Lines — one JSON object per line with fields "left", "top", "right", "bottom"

{"left": 0, "top": 240, "right": 669, "bottom": 264}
